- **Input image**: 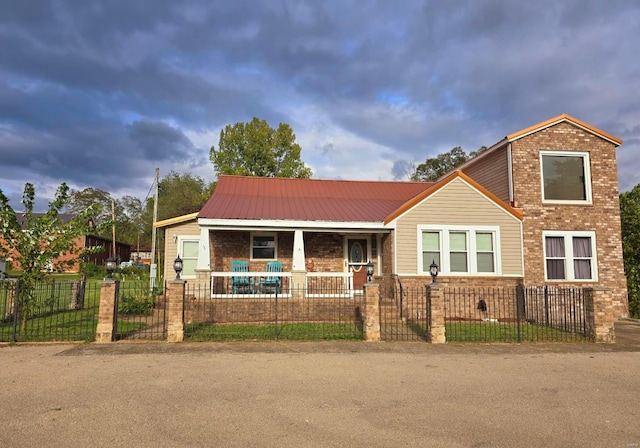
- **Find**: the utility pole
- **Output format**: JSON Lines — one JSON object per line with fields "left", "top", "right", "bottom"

{"left": 150, "top": 167, "right": 159, "bottom": 291}
{"left": 111, "top": 199, "right": 116, "bottom": 259}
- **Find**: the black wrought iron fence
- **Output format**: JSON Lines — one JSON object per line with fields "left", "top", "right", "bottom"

{"left": 379, "top": 283, "right": 429, "bottom": 341}
{"left": 113, "top": 280, "right": 166, "bottom": 340}
{"left": 443, "top": 286, "right": 589, "bottom": 342}
{"left": 0, "top": 279, "right": 99, "bottom": 342}
{"left": 182, "top": 283, "right": 364, "bottom": 341}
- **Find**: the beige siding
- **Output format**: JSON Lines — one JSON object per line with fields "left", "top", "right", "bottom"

{"left": 395, "top": 178, "right": 523, "bottom": 275}
{"left": 463, "top": 146, "right": 510, "bottom": 202}
{"left": 162, "top": 220, "right": 200, "bottom": 281}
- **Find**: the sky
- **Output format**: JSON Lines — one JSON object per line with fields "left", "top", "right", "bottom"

{"left": 1, "top": 0, "right": 639, "bottom": 211}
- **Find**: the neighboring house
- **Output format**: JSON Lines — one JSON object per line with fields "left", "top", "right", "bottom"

{"left": 82, "top": 234, "right": 131, "bottom": 270}
{"left": 2, "top": 213, "right": 130, "bottom": 273}
{"left": 156, "top": 114, "right": 628, "bottom": 318}
{"left": 131, "top": 248, "right": 152, "bottom": 265}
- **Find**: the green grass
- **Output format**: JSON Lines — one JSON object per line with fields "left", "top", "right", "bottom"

{"left": 0, "top": 281, "right": 103, "bottom": 342}
{"left": 445, "top": 321, "right": 589, "bottom": 342}
{"left": 0, "top": 307, "right": 100, "bottom": 342}
{"left": 185, "top": 322, "right": 364, "bottom": 341}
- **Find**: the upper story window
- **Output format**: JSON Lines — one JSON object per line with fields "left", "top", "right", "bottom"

{"left": 540, "top": 151, "right": 592, "bottom": 204}
{"left": 251, "top": 233, "right": 277, "bottom": 260}
{"left": 418, "top": 225, "right": 500, "bottom": 276}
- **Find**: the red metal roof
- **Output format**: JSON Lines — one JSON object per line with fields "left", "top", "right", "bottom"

{"left": 198, "top": 175, "right": 434, "bottom": 222}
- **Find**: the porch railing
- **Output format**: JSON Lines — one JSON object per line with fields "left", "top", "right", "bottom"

{"left": 208, "top": 271, "right": 355, "bottom": 299}
{"left": 305, "top": 272, "right": 354, "bottom": 298}
{"left": 209, "top": 272, "right": 293, "bottom": 298}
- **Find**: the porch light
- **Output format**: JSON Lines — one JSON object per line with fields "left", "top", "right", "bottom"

{"left": 173, "top": 255, "right": 183, "bottom": 280}
{"left": 366, "top": 260, "right": 374, "bottom": 283}
{"left": 429, "top": 260, "right": 439, "bottom": 284}
{"left": 105, "top": 257, "right": 116, "bottom": 279}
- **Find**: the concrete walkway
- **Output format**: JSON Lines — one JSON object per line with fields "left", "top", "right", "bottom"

{"left": 1, "top": 334, "right": 640, "bottom": 448}
{"left": 615, "top": 319, "right": 640, "bottom": 346}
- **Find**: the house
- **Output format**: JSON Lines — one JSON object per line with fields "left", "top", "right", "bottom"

{"left": 155, "top": 114, "right": 628, "bottom": 318}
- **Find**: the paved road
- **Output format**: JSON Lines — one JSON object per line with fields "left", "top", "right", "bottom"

{"left": 1, "top": 322, "right": 639, "bottom": 448}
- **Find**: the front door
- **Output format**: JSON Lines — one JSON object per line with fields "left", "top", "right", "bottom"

{"left": 347, "top": 238, "right": 368, "bottom": 291}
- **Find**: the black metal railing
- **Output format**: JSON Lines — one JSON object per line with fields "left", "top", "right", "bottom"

{"left": 183, "top": 283, "right": 364, "bottom": 341}
{"left": 0, "top": 279, "right": 99, "bottom": 342}
{"left": 443, "top": 286, "right": 589, "bottom": 343}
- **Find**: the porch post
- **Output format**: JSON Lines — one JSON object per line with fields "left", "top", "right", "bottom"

{"left": 95, "top": 279, "right": 117, "bottom": 343}
{"left": 427, "top": 284, "right": 446, "bottom": 344}
{"left": 196, "top": 227, "right": 210, "bottom": 271}
{"left": 363, "top": 283, "right": 380, "bottom": 341}
{"left": 292, "top": 230, "right": 305, "bottom": 272}
{"left": 291, "top": 230, "right": 306, "bottom": 298}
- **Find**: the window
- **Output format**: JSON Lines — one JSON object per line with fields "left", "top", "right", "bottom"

{"left": 251, "top": 233, "right": 277, "bottom": 260}
{"left": 540, "top": 151, "right": 592, "bottom": 203}
{"left": 421, "top": 231, "right": 440, "bottom": 271}
{"left": 476, "top": 232, "right": 495, "bottom": 273}
{"left": 418, "top": 226, "right": 500, "bottom": 275}
{"left": 179, "top": 237, "right": 199, "bottom": 278}
{"left": 449, "top": 232, "right": 468, "bottom": 272}
{"left": 543, "top": 231, "right": 597, "bottom": 281}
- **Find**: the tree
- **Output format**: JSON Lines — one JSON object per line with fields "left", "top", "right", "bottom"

{"left": 210, "top": 117, "right": 312, "bottom": 178}
{"left": 410, "top": 146, "right": 487, "bottom": 182}
{"left": 620, "top": 183, "right": 640, "bottom": 317}
{"left": 0, "top": 183, "right": 106, "bottom": 332}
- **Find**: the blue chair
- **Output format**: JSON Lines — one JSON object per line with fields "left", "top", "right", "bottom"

{"left": 231, "top": 261, "right": 251, "bottom": 294}
{"left": 259, "top": 261, "right": 282, "bottom": 294}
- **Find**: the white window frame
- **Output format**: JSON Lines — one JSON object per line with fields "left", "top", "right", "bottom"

{"left": 177, "top": 236, "right": 200, "bottom": 279}
{"left": 539, "top": 150, "right": 592, "bottom": 204}
{"left": 542, "top": 230, "right": 598, "bottom": 282}
{"left": 250, "top": 233, "right": 278, "bottom": 261}
{"left": 417, "top": 225, "right": 501, "bottom": 276}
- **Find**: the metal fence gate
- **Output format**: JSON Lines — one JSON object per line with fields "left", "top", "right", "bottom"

{"left": 379, "top": 283, "right": 430, "bottom": 341}
{"left": 113, "top": 280, "right": 167, "bottom": 340}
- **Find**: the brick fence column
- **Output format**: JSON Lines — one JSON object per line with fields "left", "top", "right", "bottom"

{"left": 166, "top": 280, "right": 186, "bottom": 342}
{"left": 584, "top": 287, "right": 616, "bottom": 343}
{"left": 427, "top": 284, "right": 446, "bottom": 344}
{"left": 362, "top": 283, "right": 380, "bottom": 341}
{"left": 95, "top": 280, "right": 117, "bottom": 343}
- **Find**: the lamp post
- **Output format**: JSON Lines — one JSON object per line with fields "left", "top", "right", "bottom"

{"left": 366, "top": 260, "right": 374, "bottom": 283}
{"left": 105, "top": 257, "right": 116, "bottom": 279}
{"left": 429, "top": 260, "right": 439, "bottom": 284}
{"left": 173, "top": 255, "right": 183, "bottom": 280}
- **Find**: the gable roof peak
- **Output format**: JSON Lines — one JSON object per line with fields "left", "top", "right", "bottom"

{"left": 507, "top": 113, "right": 622, "bottom": 146}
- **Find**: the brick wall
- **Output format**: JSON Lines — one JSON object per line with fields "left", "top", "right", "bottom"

{"left": 510, "top": 122, "right": 628, "bottom": 317}
{"left": 210, "top": 230, "right": 351, "bottom": 274}
{"left": 184, "top": 296, "right": 363, "bottom": 324}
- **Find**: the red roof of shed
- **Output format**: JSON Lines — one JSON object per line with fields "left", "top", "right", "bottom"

{"left": 198, "top": 175, "right": 434, "bottom": 223}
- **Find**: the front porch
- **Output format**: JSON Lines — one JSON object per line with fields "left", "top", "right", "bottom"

{"left": 190, "top": 228, "right": 393, "bottom": 298}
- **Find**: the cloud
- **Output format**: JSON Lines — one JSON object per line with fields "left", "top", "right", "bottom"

{"left": 0, "top": 0, "right": 638, "bottom": 213}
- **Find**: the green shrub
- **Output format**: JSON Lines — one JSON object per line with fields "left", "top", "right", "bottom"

{"left": 118, "top": 292, "right": 155, "bottom": 315}
{"left": 84, "top": 262, "right": 106, "bottom": 278}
